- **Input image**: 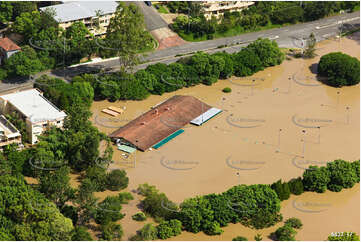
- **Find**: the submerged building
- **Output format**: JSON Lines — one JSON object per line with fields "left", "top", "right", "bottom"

{"left": 109, "top": 95, "right": 221, "bottom": 151}
{"left": 0, "top": 89, "right": 67, "bottom": 144}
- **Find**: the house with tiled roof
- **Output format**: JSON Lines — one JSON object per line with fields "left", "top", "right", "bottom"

{"left": 0, "top": 37, "right": 21, "bottom": 64}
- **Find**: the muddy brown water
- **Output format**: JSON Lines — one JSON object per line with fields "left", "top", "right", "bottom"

{"left": 88, "top": 36, "right": 360, "bottom": 241}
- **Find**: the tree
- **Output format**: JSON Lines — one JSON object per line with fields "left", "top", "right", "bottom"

{"left": 72, "top": 226, "right": 93, "bottom": 241}
{"left": 302, "top": 166, "right": 331, "bottom": 193}
{"left": 38, "top": 166, "right": 76, "bottom": 208}
{"left": 326, "top": 159, "right": 359, "bottom": 192}
{"left": 352, "top": 160, "right": 360, "bottom": 182}
{"left": 304, "top": 32, "right": 317, "bottom": 58}
{"left": 95, "top": 195, "right": 125, "bottom": 225}
{"left": 106, "top": 169, "right": 129, "bottom": 191}
{"left": 74, "top": 178, "right": 98, "bottom": 226}
{"left": 11, "top": 11, "right": 41, "bottom": 41}
{"left": 275, "top": 225, "right": 297, "bottom": 241}
{"left": 105, "top": 3, "right": 152, "bottom": 71}
{"left": 318, "top": 52, "right": 360, "bottom": 87}
{"left": 271, "top": 179, "right": 290, "bottom": 201}
{"left": 0, "top": 2, "right": 13, "bottom": 23}
{"left": 85, "top": 166, "right": 108, "bottom": 192}
{"left": 12, "top": 2, "right": 37, "bottom": 20}
{"left": 100, "top": 222, "right": 123, "bottom": 240}
{"left": 288, "top": 177, "right": 304, "bottom": 195}
{"left": 137, "top": 223, "right": 158, "bottom": 241}
{"left": 244, "top": 38, "right": 285, "bottom": 67}
{"left": 232, "top": 49, "right": 263, "bottom": 76}
{"left": 156, "top": 219, "right": 182, "bottom": 239}
{"left": 284, "top": 218, "right": 303, "bottom": 229}
{"left": 4, "top": 45, "right": 45, "bottom": 77}
{"left": 0, "top": 175, "right": 74, "bottom": 240}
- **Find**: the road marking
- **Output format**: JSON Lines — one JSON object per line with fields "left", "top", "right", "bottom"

{"left": 316, "top": 16, "right": 360, "bottom": 29}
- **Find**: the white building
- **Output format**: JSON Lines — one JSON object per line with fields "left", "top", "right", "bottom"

{"left": 0, "top": 115, "right": 22, "bottom": 150}
{"left": 0, "top": 89, "right": 67, "bottom": 144}
{"left": 40, "top": 1, "right": 119, "bottom": 36}
{"left": 201, "top": 1, "right": 255, "bottom": 20}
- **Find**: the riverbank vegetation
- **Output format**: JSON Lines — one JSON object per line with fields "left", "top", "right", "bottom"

{"left": 318, "top": 52, "right": 360, "bottom": 87}
{"left": 132, "top": 159, "right": 359, "bottom": 240}
{"left": 76, "top": 38, "right": 284, "bottom": 102}
{"left": 169, "top": 1, "right": 360, "bottom": 41}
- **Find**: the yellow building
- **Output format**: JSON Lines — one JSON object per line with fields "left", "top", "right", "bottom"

{"left": 40, "top": 1, "right": 119, "bottom": 36}
{"left": 201, "top": 1, "right": 255, "bottom": 20}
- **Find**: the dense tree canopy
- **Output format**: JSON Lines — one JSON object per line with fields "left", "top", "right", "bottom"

{"left": 318, "top": 52, "right": 360, "bottom": 87}
{"left": 0, "top": 175, "right": 74, "bottom": 240}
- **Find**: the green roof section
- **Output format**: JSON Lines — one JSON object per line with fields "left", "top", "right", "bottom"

{"left": 153, "top": 129, "right": 185, "bottom": 149}
{"left": 117, "top": 144, "right": 137, "bottom": 153}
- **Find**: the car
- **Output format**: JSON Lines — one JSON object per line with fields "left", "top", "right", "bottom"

{"left": 145, "top": 1, "right": 152, "bottom": 6}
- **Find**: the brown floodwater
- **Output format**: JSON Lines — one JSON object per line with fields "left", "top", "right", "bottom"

{"left": 89, "top": 35, "right": 360, "bottom": 240}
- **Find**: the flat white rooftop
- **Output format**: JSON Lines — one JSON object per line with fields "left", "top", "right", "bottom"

{"left": 40, "top": 1, "right": 119, "bottom": 23}
{"left": 0, "top": 89, "right": 67, "bottom": 123}
{"left": 190, "top": 107, "right": 222, "bottom": 126}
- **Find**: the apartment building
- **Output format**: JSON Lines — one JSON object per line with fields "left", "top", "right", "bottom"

{"left": 201, "top": 1, "right": 255, "bottom": 20}
{"left": 0, "top": 89, "right": 67, "bottom": 144}
{"left": 40, "top": 1, "right": 119, "bottom": 36}
{"left": 0, "top": 115, "right": 21, "bottom": 150}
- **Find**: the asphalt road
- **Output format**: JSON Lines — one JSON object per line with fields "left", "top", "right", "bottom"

{"left": 132, "top": 1, "right": 168, "bottom": 31}
{"left": 0, "top": 11, "right": 359, "bottom": 92}
{"left": 81, "top": 11, "right": 360, "bottom": 72}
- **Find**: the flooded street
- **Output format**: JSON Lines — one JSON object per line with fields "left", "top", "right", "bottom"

{"left": 90, "top": 35, "right": 360, "bottom": 240}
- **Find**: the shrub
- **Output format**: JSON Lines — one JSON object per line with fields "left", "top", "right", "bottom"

{"left": 137, "top": 223, "right": 158, "bottom": 241}
{"left": 223, "top": 87, "right": 232, "bottom": 93}
{"left": 326, "top": 159, "right": 359, "bottom": 192}
{"left": 132, "top": 212, "right": 147, "bottom": 221}
{"left": 284, "top": 218, "right": 303, "bottom": 229}
{"left": 204, "top": 221, "right": 223, "bottom": 235}
{"left": 302, "top": 166, "right": 330, "bottom": 193}
{"left": 288, "top": 177, "right": 304, "bottom": 195}
{"left": 94, "top": 195, "right": 125, "bottom": 225}
{"left": 106, "top": 169, "right": 129, "bottom": 191}
{"left": 271, "top": 179, "right": 290, "bottom": 201}
{"left": 232, "top": 236, "right": 248, "bottom": 241}
{"left": 100, "top": 222, "right": 123, "bottom": 240}
{"left": 318, "top": 52, "right": 360, "bottom": 87}
{"left": 352, "top": 160, "right": 360, "bottom": 182}
{"left": 275, "top": 225, "right": 297, "bottom": 241}
{"left": 71, "top": 226, "right": 93, "bottom": 241}
{"left": 254, "top": 233, "right": 262, "bottom": 241}
{"left": 156, "top": 219, "right": 182, "bottom": 239}
{"left": 118, "top": 192, "right": 134, "bottom": 204}
{"left": 85, "top": 166, "right": 107, "bottom": 192}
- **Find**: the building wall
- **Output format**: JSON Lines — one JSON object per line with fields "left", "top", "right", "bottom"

{"left": 0, "top": 135, "right": 21, "bottom": 149}
{"left": 0, "top": 97, "right": 65, "bottom": 145}
{"left": 59, "top": 13, "right": 115, "bottom": 36}
{"left": 202, "top": 1, "right": 255, "bottom": 20}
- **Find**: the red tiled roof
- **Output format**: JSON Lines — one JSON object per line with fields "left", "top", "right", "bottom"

{"left": 109, "top": 95, "right": 212, "bottom": 151}
{"left": 0, "top": 37, "right": 21, "bottom": 52}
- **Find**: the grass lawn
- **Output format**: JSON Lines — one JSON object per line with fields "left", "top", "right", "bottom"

{"left": 155, "top": 4, "right": 169, "bottom": 14}
{"left": 177, "top": 23, "right": 285, "bottom": 42}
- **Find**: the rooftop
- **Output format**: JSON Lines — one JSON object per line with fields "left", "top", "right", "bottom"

{"left": 0, "top": 89, "right": 67, "bottom": 123}
{"left": 0, "top": 115, "right": 20, "bottom": 139}
{"left": 40, "top": 1, "right": 119, "bottom": 23}
{"left": 0, "top": 37, "right": 21, "bottom": 52}
{"left": 109, "top": 95, "right": 212, "bottom": 151}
